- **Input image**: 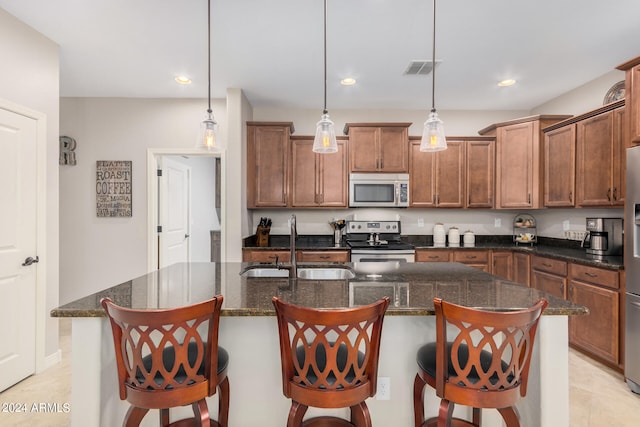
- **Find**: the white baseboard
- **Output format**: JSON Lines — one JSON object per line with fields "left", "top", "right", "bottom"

{"left": 39, "top": 349, "right": 62, "bottom": 373}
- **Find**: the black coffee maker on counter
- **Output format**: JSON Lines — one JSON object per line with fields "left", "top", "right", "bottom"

{"left": 582, "top": 217, "right": 624, "bottom": 256}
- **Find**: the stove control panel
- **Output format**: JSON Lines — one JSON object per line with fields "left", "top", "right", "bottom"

{"left": 346, "top": 220, "right": 401, "bottom": 234}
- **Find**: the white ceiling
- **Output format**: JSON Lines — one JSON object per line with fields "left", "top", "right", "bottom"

{"left": 2, "top": 0, "right": 639, "bottom": 111}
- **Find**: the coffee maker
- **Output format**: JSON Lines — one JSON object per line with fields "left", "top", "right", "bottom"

{"left": 582, "top": 217, "right": 624, "bottom": 256}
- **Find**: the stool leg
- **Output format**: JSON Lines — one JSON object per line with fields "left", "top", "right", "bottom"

{"left": 413, "top": 373, "right": 427, "bottom": 427}
{"left": 160, "top": 408, "right": 170, "bottom": 426}
{"left": 472, "top": 408, "right": 481, "bottom": 426}
{"left": 287, "top": 401, "right": 308, "bottom": 427}
{"left": 497, "top": 406, "right": 520, "bottom": 427}
{"left": 192, "top": 399, "right": 210, "bottom": 427}
{"left": 218, "top": 376, "right": 230, "bottom": 427}
{"left": 437, "top": 399, "right": 454, "bottom": 427}
{"left": 123, "top": 406, "right": 148, "bottom": 427}
{"left": 350, "top": 402, "right": 372, "bottom": 427}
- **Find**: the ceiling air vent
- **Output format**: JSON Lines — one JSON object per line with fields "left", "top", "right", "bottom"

{"left": 404, "top": 60, "right": 439, "bottom": 76}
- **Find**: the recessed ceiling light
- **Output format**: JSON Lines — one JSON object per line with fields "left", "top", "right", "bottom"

{"left": 498, "top": 79, "right": 516, "bottom": 87}
{"left": 175, "top": 76, "right": 192, "bottom": 85}
{"left": 340, "top": 77, "right": 356, "bottom": 86}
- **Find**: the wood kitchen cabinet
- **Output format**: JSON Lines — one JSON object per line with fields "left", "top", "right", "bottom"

{"left": 543, "top": 124, "right": 576, "bottom": 207}
{"left": 409, "top": 139, "right": 464, "bottom": 207}
{"left": 568, "top": 263, "right": 620, "bottom": 367}
{"left": 247, "top": 122, "right": 294, "bottom": 208}
{"left": 466, "top": 138, "right": 495, "bottom": 208}
{"left": 345, "top": 123, "right": 410, "bottom": 172}
{"left": 290, "top": 136, "right": 348, "bottom": 208}
{"left": 491, "top": 251, "right": 513, "bottom": 280}
{"left": 479, "top": 115, "right": 570, "bottom": 209}
{"left": 531, "top": 255, "right": 567, "bottom": 299}
{"left": 296, "top": 250, "right": 350, "bottom": 262}
{"left": 512, "top": 252, "right": 531, "bottom": 287}
{"left": 575, "top": 103, "right": 626, "bottom": 207}
{"left": 415, "top": 249, "right": 451, "bottom": 262}
{"left": 617, "top": 56, "right": 640, "bottom": 145}
{"left": 453, "top": 250, "right": 489, "bottom": 272}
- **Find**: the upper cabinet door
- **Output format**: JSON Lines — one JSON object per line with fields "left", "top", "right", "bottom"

{"left": 576, "top": 112, "right": 614, "bottom": 207}
{"left": 247, "top": 123, "right": 293, "bottom": 208}
{"left": 348, "top": 126, "right": 380, "bottom": 172}
{"left": 466, "top": 139, "right": 495, "bottom": 208}
{"left": 434, "top": 139, "right": 465, "bottom": 208}
{"left": 378, "top": 126, "right": 409, "bottom": 172}
{"left": 544, "top": 124, "right": 576, "bottom": 207}
{"left": 495, "top": 121, "right": 536, "bottom": 209}
{"left": 409, "top": 140, "right": 436, "bottom": 207}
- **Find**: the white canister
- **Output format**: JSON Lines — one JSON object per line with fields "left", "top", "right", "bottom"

{"left": 463, "top": 230, "right": 475, "bottom": 247}
{"left": 433, "top": 223, "right": 446, "bottom": 247}
{"left": 448, "top": 227, "right": 460, "bottom": 247}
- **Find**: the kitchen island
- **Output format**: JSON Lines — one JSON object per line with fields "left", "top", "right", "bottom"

{"left": 52, "top": 262, "right": 586, "bottom": 427}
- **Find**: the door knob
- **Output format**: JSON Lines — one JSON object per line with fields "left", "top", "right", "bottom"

{"left": 22, "top": 256, "right": 39, "bottom": 266}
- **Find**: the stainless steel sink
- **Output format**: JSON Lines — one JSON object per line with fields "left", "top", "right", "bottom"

{"left": 296, "top": 268, "right": 355, "bottom": 280}
{"left": 240, "top": 268, "right": 290, "bottom": 278}
{"left": 240, "top": 267, "right": 355, "bottom": 280}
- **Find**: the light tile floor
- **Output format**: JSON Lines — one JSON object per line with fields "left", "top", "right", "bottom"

{"left": 1, "top": 318, "right": 639, "bottom": 426}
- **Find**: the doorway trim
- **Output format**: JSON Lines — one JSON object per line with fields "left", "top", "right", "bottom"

{"left": 146, "top": 148, "right": 225, "bottom": 272}
{"left": 0, "top": 97, "right": 48, "bottom": 374}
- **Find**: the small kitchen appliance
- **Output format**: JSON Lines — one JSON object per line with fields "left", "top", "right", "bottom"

{"left": 582, "top": 217, "right": 623, "bottom": 257}
{"left": 349, "top": 173, "right": 409, "bottom": 207}
{"left": 346, "top": 220, "right": 415, "bottom": 262}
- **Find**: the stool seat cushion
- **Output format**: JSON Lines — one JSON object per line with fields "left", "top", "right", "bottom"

{"left": 295, "top": 342, "right": 365, "bottom": 388}
{"left": 137, "top": 342, "right": 229, "bottom": 388}
{"left": 417, "top": 342, "right": 513, "bottom": 387}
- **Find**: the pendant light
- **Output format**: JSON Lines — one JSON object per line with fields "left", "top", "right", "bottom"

{"left": 197, "top": 0, "right": 223, "bottom": 152}
{"left": 312, "top": 0, "right": 338, "bottom": 154}
{"left": 420, "top": 0, "right": 447, "bottom": 152}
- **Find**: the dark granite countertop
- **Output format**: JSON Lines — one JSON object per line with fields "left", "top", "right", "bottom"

{"left": 243, "top": 235, "right": 624, "bottom": 270}
{"left": 51, "top": 262, "right": 587, "bottom": 318}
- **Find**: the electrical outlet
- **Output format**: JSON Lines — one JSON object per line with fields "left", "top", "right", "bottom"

{"left": 494, "top": 218, "right": 501, "bottom": 228}
{"left": 417, "top": 218, "right": 424, "bottom": 227}
{"left": 377, "top": 377, "right": 391, "bottom": 400}
{"left": 562, "top": 220, "right": 570, "bottom": 231}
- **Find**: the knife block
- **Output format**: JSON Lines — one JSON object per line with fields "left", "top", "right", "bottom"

{"left": 256, "top": 226, "right": 271, "bottom": 247}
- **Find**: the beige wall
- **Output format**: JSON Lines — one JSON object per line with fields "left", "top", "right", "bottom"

{"left": 0, "top": 8, "right": 60, "bottom": 364}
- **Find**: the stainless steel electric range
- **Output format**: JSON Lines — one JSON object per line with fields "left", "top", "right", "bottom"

{"left": 345, "top": 220, "right": 415, "bottom": 262}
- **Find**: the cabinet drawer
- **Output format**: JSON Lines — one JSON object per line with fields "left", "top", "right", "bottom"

{"left": 532, "top": 255, "right": 567, "bottom": 276}
{"left": 570, "top": 263, "right": 619, "bottom": 289}
{"left": 415, "top": 250, "right": 452, "bottom": 262}
{"left": 453, "top": 250, "right": 489, "bottom": 264}
{"left": 242, "top": 250, "right": 290, "bottom": 263}
{"left": 297, "top": 250, "right": 350, "bottom": 262}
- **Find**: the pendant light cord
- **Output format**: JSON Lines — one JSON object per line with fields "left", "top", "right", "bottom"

{"left": 323, "top": 0, "right": 328, "bottom": 115}
{"left": 431, "top": 0, "right": 436, "bottom": 113}
{"left": 207, "top": 0, "right": 212, "bottom": 114}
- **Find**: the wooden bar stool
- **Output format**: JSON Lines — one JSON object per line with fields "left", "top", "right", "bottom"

{"left": 272, "top": 296, "right": 390, "bottom": 427}
{"left": 101, "top": 296, "right": 229, "bottom": 427}
{"left": 413, "top": 297, "right": 548, "bottom": 427}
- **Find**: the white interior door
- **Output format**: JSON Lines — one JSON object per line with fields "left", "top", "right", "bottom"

{"left": 159, "top": 157, "right": 191, "bottom": 268}
{"left": 0, "top": 107, "right": 38, "bottom": 392}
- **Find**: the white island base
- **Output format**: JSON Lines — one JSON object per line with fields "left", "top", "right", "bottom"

{"left": 71, "top": 315, "right": 568, "bottom": 427}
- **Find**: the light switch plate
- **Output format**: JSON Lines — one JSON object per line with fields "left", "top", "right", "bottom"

{"left": 417, "top": 218, "right": 424, "bottom": 227}
{"left": 494, "top": 218, "right": 501, "bottom": 228}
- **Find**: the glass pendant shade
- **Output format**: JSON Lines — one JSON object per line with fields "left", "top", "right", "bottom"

{"left": 420, "top": 110, "right": 447, "bottom": 152}
{"left": 197, "top": 111, "right": 222, "bottom": 152}
{"left": 312, "top": 113, "right": 338, "bottom": 153}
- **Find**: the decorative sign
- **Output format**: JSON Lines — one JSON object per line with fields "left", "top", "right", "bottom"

{"left": 96, "top": 160, "right": 132, "bottom": 217}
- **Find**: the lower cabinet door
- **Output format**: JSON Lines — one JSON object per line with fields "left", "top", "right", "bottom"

{"left": 568, "top": 280, "right": 619, "bottom": 365}
{"left": 531, "top": 270, "right": 566, "bottom": 299}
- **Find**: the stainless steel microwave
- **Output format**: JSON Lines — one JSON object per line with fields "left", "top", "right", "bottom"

{"left": 349, "top": 173, "right": 409, "bottom": 207}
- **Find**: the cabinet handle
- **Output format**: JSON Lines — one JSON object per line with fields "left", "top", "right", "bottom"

{"left": 613, "top": 187, "right": 618, "bottom": 201}
{"left": 560, "top": 283, "right": 565, "bottom": 293}
{"left": 380, "top": 158, "right": 384, "bottom": 169}
{"left": 428, "top": 255, "right": 438, "bottom": 259}
{"left": 607, "top": 188, "right": 611, "bottom": 201}
{"left": 584, "top": 272, "right": 598, "bottom": 278}
{"left": 528, "top": 193, "right": 531, "bottom": 204}
{"left": 466, "top": 255, "right": 478, "bottom": 259}
{"left": 569, "top": 191, "right": 573, "bottom": 203}
{"left": 542, "top": 263, "right": 552, "bottom": 268}
{"left": 319, "top": 255, "right": 330, "bottom": 260}
{"left": 436, "top": 195, "right": 440, "bottom": 205}
{"left": 468, "top": 195, "right": 471, "bottom": 205}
